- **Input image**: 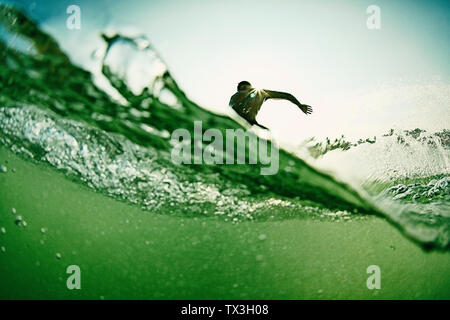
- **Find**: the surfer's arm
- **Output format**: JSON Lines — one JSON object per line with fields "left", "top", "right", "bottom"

{"left": 228, "top": 95, "right": 235, "bottom": 107}
{"left": 263, "top": 90, "right": 313, "bottom": 115}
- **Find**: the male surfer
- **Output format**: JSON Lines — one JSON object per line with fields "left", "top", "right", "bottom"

{"left": 229, "top": 81, "right": 313, "bottom": 129}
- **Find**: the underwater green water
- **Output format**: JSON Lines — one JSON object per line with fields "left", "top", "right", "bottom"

{"left": 1, "top": 147, "right": 449, "bottom": 299}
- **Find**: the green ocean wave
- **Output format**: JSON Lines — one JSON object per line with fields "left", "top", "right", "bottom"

{"left": 0, "top": 5, "right": 448, "bottom": 249}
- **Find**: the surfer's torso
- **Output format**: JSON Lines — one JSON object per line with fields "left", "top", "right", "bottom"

{"left": 229, "top": 89, "right": 269, "bottom": 122}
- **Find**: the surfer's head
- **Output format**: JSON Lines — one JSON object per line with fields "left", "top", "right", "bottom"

{"left": 237, "top": 81, "right": 252, "bottom": 91}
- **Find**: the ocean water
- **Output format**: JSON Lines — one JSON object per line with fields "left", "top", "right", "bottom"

{"left": 0, "top": 2, "right": 448, "bottom": 256}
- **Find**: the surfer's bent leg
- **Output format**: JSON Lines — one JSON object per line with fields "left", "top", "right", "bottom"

{"left": 250, "top": 120, "right": 268, "bottom": 130}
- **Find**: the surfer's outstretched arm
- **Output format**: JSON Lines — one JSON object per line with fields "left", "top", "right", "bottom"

{"left": 264, "top": 90, "right": 313, "bottom": 115}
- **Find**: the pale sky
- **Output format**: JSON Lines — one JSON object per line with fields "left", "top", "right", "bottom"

{"left": 4, "top": 0, "right": 450, "bottom": 145}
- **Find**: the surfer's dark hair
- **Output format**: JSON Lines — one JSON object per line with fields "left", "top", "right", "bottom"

{"left": 237, "top": 81, "right": 251, "bottom": 91}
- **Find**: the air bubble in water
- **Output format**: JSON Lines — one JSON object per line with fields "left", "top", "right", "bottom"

{"left": 14, "top": 215, "right": 23, "bottom": 225}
